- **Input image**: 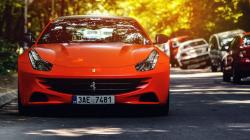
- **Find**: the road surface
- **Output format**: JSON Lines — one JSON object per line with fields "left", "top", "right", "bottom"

{"left": 0, "top": 68, "right": 250, "bottom": 140}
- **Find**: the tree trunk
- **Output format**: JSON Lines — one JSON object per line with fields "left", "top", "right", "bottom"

{"left": 61, "top": 0, "right": 65, "bottom": 16}
{"left": 3, "top": 1, "right": 13, "bottom": 41}
{"left": 14, "top": 11, "right": 24, "bottom": 44}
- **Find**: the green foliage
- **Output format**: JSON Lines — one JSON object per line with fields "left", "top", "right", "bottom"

{"left": 0, "top": 0, "right": 248, "bottom": 75}
{"left": 0, "top": 0, "right": 247, "bottom": 40}
{"left": 0, "top": 39, "right": 18, "bottom": 74}
{"left": 111, "top": 0, "right": 193, "bottom": 38}
{"left": 27, "top": 0, "right": 245, "bottom": 39}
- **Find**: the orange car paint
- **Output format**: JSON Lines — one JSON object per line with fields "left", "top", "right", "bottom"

{"left": 18, "top": 16, "right": 170, "bottom": 107}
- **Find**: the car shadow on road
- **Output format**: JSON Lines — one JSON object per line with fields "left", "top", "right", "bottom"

{"left": 1, "top": 102, "right": 171, "bottom": 118}
{"left": 2, "top": 91, "right": 250, "bottom": 139}
{"left": 235, "top": 80, "right": 250, "bottom": 85}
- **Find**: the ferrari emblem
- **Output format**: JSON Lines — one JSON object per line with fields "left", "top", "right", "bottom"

{"left": 92, "top": 68, "right": 96, "bottom": 73}
{"left": 90, "top": 81, "right": 96, "bottom": 92}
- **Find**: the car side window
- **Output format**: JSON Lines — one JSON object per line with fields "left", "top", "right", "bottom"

{"left": 230, "top": 36, "right": 240, "bottom": 52}
{"left": 210, "top": 37, "right": 218, "bottom": 50}
{"left": 229, "top": 38, "right": 235, "bottom": 51}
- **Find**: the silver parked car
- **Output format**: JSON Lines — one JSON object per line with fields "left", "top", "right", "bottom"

{"left": 176, "top": 38, "right": 210, "bottom": 69}
{"left": 208, "top": 29, "right": 245, "bottom": 72}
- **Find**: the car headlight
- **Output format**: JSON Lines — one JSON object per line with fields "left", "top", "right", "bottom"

{"left": 29, "top": 49, "right": 53, "bottom": 71}
{"left": 135, "top": 50, "right": 159, "bottom": 72}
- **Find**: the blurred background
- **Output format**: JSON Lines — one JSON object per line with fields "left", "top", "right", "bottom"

{"left": 0, "top": 0, "right": 250, "bottom": 74}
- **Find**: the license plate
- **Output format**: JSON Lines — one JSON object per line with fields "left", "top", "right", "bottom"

{"left": 195, "top": 50, "right": 202, "bottom": 54}
{"left": 72, "top": 95, "right": 115, "bottom": 104}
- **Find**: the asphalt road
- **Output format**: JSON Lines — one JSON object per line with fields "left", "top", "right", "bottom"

{"left": 0, "top": 68, "right": 250, "bottom": 140}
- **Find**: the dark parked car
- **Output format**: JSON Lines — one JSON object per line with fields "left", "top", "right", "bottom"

{"left": 222, "top": 33, "right": 250, "bottom": 83}
{"left": 208, "top": 29, "right": 245, "bottom": 72}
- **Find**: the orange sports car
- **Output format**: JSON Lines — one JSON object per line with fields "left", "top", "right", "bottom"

{"left": 18, "top": 15, "right": 170, "bottom": 115}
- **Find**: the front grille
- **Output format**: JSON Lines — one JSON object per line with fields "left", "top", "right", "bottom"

{"left": 40, "top": 78, "right": 149, "bottom": 95}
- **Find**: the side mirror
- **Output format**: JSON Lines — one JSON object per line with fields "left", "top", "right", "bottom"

{"left": 23, "top": 32, "right": 36, "bottom": 49}
{"left": 155, "top": 34, "right": 168, "bottom": 44}
{"left": 173, "top": 42, "right": 178, "bottom": 48}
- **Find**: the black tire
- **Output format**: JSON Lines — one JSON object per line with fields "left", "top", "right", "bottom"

{"left": 18, "top": 91, "right": 30, "bottom": 115}
{"left": 222, "top": 63, "right": 231, "bottom": 82}
{"left": 220, "top": 63, "right": 224, "bottom": 72}
{"left": 223, "top": 71, "right": 231, "bottom": 82}
{"left": 211, "top": 65, "right": 218, "bottom": 72}
{"left": 155, "top": 94, "right": 170, "bottom": 116}
{"left": 174, "top": 61, "right": 179, "bottom": 67}
{"left": 180, "top": 64, "right": 187, "bottom": 69}
{"left": 171, "top": 59, "right": 179, "bottom": 68}
{"left": 232, "top": 68, "right": 241, "bottom": 84}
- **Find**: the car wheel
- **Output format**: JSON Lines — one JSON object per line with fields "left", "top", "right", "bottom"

{"left": 232, "top": 68, "right": 241, "bottom": 84}
{"left": 155, "top": 94, "right": 170, "bottom": 116}
{"left": 18, "top": 91, "right": 30, "bottom": 115}
{"left": 174, "top": 61, "right": 179, "bottom": 67}
{"left": 180, "top": 64, "right": 187, "bottom": 69}
{"left": 223, "top": 71, "right": 231, "bottom": 82}
{"left": 222, "top": 62, "right": 230, "bottom": 82}
{"left": 171, "top": 59, "right": 179, "bottom": 67}
{"left": 220, "top": 63, "right": 224, "bottom": 72}
{"left": 211, "top": 65, "right": 217, "bottom": 72}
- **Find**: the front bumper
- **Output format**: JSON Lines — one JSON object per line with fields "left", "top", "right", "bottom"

{"left": 180, "top": 54, "right": 210, "bottom": 66}
{"left": 18, "top": 63, "right": 169, "bottom": 106}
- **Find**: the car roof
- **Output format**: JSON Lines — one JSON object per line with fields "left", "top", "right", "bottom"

{"left": 213, "top": 29, "right": 245, "bottom": 38}
{"left": 237, "top": 32, "right": 250, "bottom": 38}
{"left": 243, "top": 32, "right": 250, "bottom": 36}
{"left": 56, "top": 15, "right": 135, "bottom": 21}
{"left": 182, "top": 38, "right": 206, "bottom": 44}
{"left": 181, "top": 38, "right": 207, "bottom": 45}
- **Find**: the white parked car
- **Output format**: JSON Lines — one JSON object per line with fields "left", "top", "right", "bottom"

{"left": 176, "top": 38, "right": 210, "bottom": 69}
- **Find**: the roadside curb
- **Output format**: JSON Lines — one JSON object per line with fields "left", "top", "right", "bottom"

{"left": 0, "top": 90, "right": 17, "bottom": 108}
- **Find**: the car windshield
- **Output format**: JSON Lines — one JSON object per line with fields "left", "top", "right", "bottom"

{"left": 38, "top": 18, "right": 151, "bottom": 45}
{"left": 219, "top": 33, "right": 241, "bottom": 47}
{"left": 171, "top": 37, "right": 192, "bottom": 48}
{"left": 243, "top": 35, "right": 250, "bottom": 46}
{"left": 183, "top": 40, "right": 206, "bottom": 49}
{"left": 189, "top": 40, "right": 206, "bottom": 46}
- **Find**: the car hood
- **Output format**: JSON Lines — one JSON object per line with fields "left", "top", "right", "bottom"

{"left": 34, "top": 43, "right": 154, "bottom": 67}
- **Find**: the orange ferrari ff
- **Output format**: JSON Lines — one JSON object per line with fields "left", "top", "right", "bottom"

{"left": 18, "top": 15, "right": 170, "bottom": 115}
